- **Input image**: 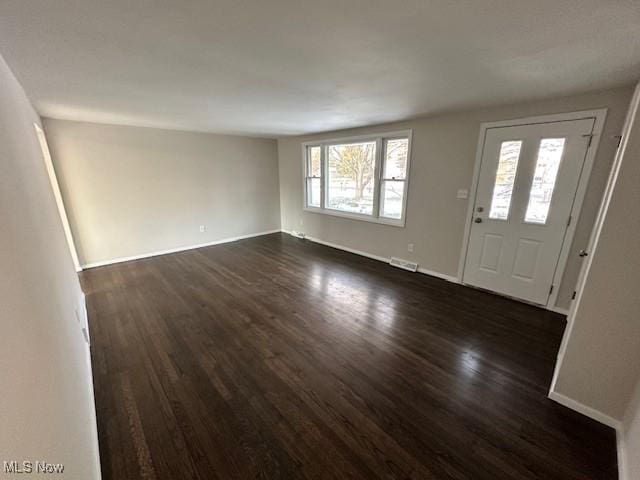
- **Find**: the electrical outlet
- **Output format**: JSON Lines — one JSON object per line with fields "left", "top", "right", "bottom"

{"left": 299, "top": 218, "right": 304, "bottom": 226}
{"left": 456, "top": 189, "right": 469, "bottom": 199}
{"left": 408, "top": 243, "right": 414, "bottom": 253}
{"left": 199, "top": 225, "right": 206, "bottom": 233}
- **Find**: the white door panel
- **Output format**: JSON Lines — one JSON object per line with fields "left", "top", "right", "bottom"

{"left": 463, "top": 118, "right": 594, "bottom": 305}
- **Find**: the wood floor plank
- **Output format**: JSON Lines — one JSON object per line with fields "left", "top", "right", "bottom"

{"left": 82, "top": 233, "right": 617, "bottom": 480}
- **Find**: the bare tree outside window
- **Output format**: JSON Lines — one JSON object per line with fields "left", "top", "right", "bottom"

{"left": 327, "top": 142, "right": 376, "bottom": 214}
{"left": 331, "top": 143, "right": 375, "bottom": 201}
{"left": 303, "top": 131, "right": 411, "bottom": 224}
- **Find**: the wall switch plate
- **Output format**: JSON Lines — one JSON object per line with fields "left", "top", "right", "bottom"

{"left": 199, "top": 225, "right": 206, "bottom": 233}
{"left": 456, "top": 189, "right": 469, "bottom": 199}
{"left": 408, "top": 243, "right": 414, "bottom": 253}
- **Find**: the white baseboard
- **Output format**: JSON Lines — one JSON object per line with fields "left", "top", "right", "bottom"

{"left": 80, "top": 229, "right": 281, "bottom": 269}
{"left": 87, "top": 343, "right": 102, "bottom": 480}
{"left": 548, "top": 390, "right": 626, "bottom": 479}
{"left": 548, "top": 305, "right": 570, "bottom": 315}
{"left": 77, "top": 293, "right": 102, "bottom": 479}
{"left": 282, "top": 230, "right": 460, "bottom": 284}
{"left": 548, "top": 391, "right": 621, "bottom": 430}
{"left": 416, "top": 267, "right": 460, "bottom": 284}
{"left": 304, "top": 234, "right": 390, "bottom": 263}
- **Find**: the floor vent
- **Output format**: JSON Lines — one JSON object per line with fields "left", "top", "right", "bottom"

{"left": 390, "top": 257, "right": 418, "bottom": 272}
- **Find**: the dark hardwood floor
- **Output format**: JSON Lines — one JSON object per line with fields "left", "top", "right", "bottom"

{"left": 82, "top": 233, "right": 617, "bottom": 480}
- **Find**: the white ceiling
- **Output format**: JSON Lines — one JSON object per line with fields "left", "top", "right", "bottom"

{"left": 1, "top": 0, "right": 639, "bottom": 137}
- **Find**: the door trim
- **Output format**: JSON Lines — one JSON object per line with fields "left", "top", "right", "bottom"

{"left": 457, "top": 109, "right": 608, "bottom": 310}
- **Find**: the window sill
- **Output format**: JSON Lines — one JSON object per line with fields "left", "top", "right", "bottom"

{"left": 303, "top": 206, "right": 405, "bottom": 228}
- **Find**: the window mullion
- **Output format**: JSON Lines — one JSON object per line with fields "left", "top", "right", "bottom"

{"left": 320, "top": 144, "right": 326, "bottom": 210}
{"left": 304, "top": 146, "right": 309, "bottom": 208}
{"left": 400, "top": 178, "right": 407, "bottom": 221}
{"left": 372, "top": 138, "right": 383, "bottom": 219}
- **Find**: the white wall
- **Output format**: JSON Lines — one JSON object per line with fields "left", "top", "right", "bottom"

{"left": 43, "top": 119, "right": 281, "bottom": 267}
{"left": 278, "top": 87, "right": 633, "bottom": 310}
{"left": 0, "top": 55, "right": 100, "bottom": 478}
{"left": 550, "top": 84, "right": 640, "bottom": 479}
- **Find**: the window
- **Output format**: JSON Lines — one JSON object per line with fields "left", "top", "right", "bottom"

{"left": 305, "top": 146, "right": 322, "bottom": 207}
{"left": 489, "top": 140, "right": 522, "bottom": 220}
{"left": 327, "top": 141, "right": 376, "bottom": 215}
{"left": 303, "top": 131, "right": 412, "bottom": 226}
{"left": 524, "top": 138, "right": 565, "bottom": 224}
{"left": 380, "top": 138, "right": 409, "bottom": 219}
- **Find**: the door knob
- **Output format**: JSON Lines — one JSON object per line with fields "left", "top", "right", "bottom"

{"left": 579, "top": 249, "right": 588, "bottom": 257}
{"left": 474, "top": 217, "right": 483, "bottom": 223}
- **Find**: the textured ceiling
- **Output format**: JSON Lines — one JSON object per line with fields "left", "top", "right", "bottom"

{"left": 0, "top": 0, "right": 639, "bottom": 136}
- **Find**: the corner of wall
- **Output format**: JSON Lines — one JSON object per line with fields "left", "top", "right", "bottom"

{"left": 0, "top": 52, "right": 102, "bottom": 479}
{"left": 275, "top": 138, "right": 284, "bottom": 232}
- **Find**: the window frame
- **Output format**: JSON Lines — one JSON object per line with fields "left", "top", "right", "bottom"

{"left": 302, "top": 129, "right": 412, "bottom": 227}
{"left": 304, "top": 145, "right": 323, "bottom": 208}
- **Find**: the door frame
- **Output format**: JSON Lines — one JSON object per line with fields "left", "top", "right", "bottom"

{"left": 549, "top": 84, "right": 639, "bottom": 417}
{"left": 457, "top": 109, "right": 608, "bottom": 311}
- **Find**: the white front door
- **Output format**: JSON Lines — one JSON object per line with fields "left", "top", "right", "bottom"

{"left": 463, "top": 118, "right": 594, "bottom": 305}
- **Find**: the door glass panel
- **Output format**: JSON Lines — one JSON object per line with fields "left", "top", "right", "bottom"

{"left": 489, "top": 141, "right": 522, "bottom": 220}
{"left": 524, "top": 138, "right": 566, "bottom": 224}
